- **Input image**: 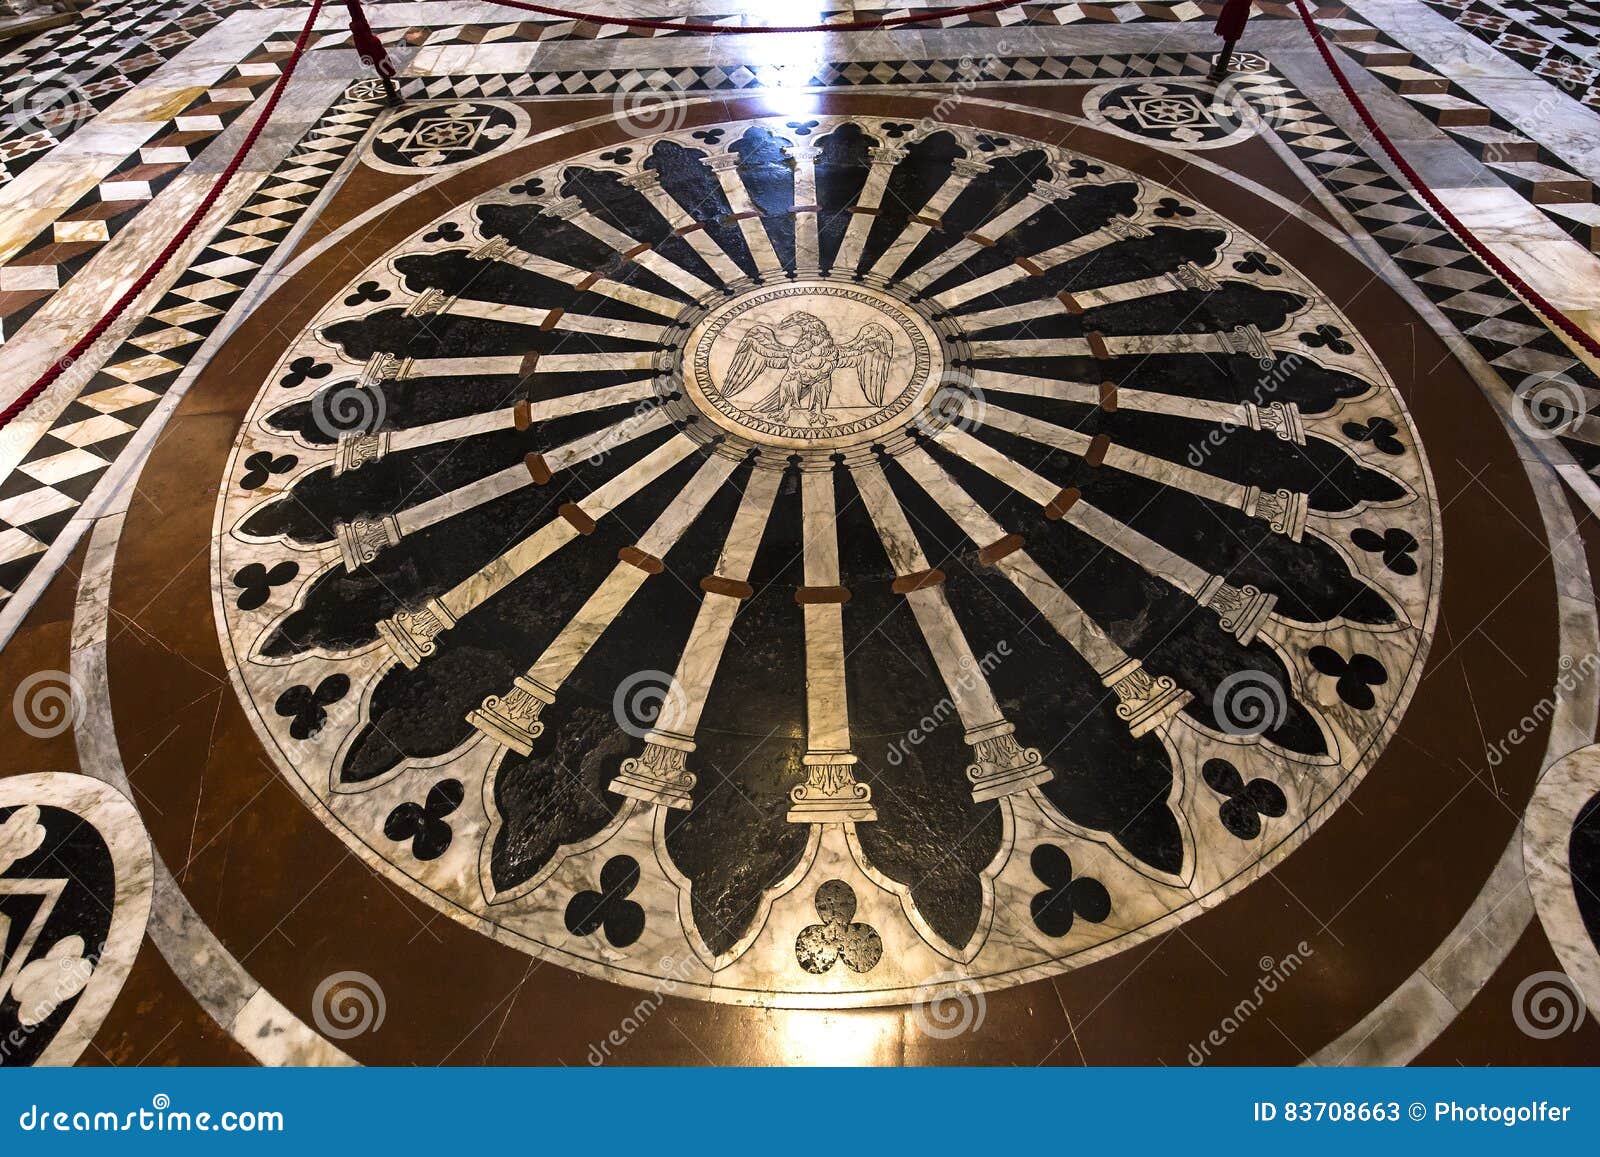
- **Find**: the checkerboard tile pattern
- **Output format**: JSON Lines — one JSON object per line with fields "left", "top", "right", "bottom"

{"left": 0, "top": 41, "right": 302, "bottom": 344}
{"left": 1, "top": 11, "right": 1597, "bottom": 621}
{"left": 0, "top": 82, "right": 385, "bottom": 603}
{"left": 1227, "top": 63, "right": 1600, "bottom": 477}
{"left": 1318, "top": 13, "right": 1600, "bottom": 253}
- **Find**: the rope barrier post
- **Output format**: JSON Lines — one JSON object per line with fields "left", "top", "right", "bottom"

{"left": 1210, "top": 0, "right": 1252, "bottom": 79}
{"left": 345, "top": 0, "right": 401, "bottom": 106}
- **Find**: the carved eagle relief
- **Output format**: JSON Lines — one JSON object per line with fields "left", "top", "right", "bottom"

{"left": 719, "top": 311, "right": 895, "bottom": 425}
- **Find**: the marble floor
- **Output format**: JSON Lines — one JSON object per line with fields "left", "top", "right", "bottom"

{"left": 1, "top": 0, "right": 1599, "bottom": 1066}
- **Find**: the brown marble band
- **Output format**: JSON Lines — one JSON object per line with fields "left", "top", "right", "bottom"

{"left": 891, "top": 568, "right": 946, "bottom": 594}
{"left": 93, "top": 89, "right": 1563, "bottom": 1065}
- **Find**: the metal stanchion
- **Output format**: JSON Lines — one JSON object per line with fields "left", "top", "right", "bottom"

{"left": 1210, "top": 0, "right": 1253, "bottom": 79}
{"left": 345, "top": 0, "right": 402, "bottom": 105}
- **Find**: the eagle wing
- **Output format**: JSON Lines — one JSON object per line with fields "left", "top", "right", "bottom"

{"left": 721, "top": 324, "right": 791, "bottom": 398}
{"left": 837, "top": 322, "right": 894, "bottom": 405}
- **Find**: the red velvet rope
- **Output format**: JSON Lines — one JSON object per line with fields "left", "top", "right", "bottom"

{"left": 471, "top": 0, "right": 1025, "bottom": 33}
{"left": 0, "top": 0, "right": 327, "bottom": 428}
{"left": 10, "top": 0, "right": 1593, "bottom": 435}
{"left": 1290, "top": 0, "right": 1600, "bottom": 361}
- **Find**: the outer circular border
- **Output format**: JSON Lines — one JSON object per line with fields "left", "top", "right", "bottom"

{"left": 204, "top": 109, "right": 1444, "bottom": 1007}
{"left": 1526, "top": 744, "right": 1600, "bottom": 1018}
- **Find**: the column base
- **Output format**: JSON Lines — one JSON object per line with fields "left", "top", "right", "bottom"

{"left": 965, "top": 723, "right": 1052, "bottom": 802}
{"left": 1103, "top": 658, "right": 1192, "bottom": 739}
{"left": 788, "top": 753, "right": 876, "bottom": 824}
{"left": 466, "top": 675, "right": 556, "bottom": 755}
{"left": 375, "top": 597, "right": 455, "bottom": 669}
{"left": 612, "top": 733, "right": 698, "bottom": 810}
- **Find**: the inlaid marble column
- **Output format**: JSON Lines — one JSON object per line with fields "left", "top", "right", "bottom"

{"left": 1072, "top": 262, "right": 1222, "bottom": 309}
{"left": 467, "top": 453, "right": 740, "bottom": 753}
{"left": 336, "top": 404, "right": 670, "bottom": 570}
{"left": 612, "top": 467, "right": 781, "bottom": 808}
{"left": 894, "top": 445, "right": 1191, "bottom": 738}
{"left": 1038, "top": 481, "right": 1277, "bottom": 645}
{"left": 538, "top": 194, "right": 717, "bottom": 300}
{"left": 704, "top": 151, "right": 784, "bottom": 277}
{"left": 867, "top": 156, "right": 988, "bottom": 285}
{"left": 376, "top": 433, "right": 701, "bottom": 667}
{"left": 333, "top": 379, "right": 660, "bottom": 476}
{"left": 853, "top": 460, "right": 1051, "bottom": 801}
{"left": 971, "top": 368, "right": 1306, "bottom": 447}
{"left": 622, "top": 168, "right": 748, "bottom": 288}
{"left": 829, "top": 143, "right": 906, "bottom": 276}
{"left": 899, "top": 176, "right": 1073, "bottom": 293}
{"left": 934, "top": 215, "right": 1151, "bottom": 312}
{"left": 789, "top": 464, "right": 875, "bottom": 823}
{"left": 354, "top": 349, "right": 655, "bottom": 382}
{"left": 965, "top": 409, "right": 1309, "bottom": 541}
{"left": 963, "top": 325, "right": 1282, "bottom": 364}
{"left": 404, "top": 287, "right": 670, "bottom": 343}
{"left": 785, "top": 143, "right": 822, "bottom": 277}
{"left": 474, "top": 235, "right": 685, "bottom": 319}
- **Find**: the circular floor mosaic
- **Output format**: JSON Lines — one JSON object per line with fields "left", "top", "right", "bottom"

{"left": 214, "top": 114, "right": 1440, "bottom": 1006}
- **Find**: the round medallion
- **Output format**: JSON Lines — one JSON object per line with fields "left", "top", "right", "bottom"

{"left": 363, "top": 100, "right": 530, "bottom": 174}
{"left": 684, "top": 279, "right": 942, "bottom": 451}
{"left": 214, "top": 114, "right": 1440, "bottom": 1007}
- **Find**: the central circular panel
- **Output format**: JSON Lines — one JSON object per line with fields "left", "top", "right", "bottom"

{"left": 685, "top": 278, "right": 942, "bottom": 451}
{"left": 213, "top": 111, "right": 1442, "bottom": 1009}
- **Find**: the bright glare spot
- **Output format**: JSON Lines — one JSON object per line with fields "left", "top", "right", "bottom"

{"left": 775, "top": 1010, "right": 897, "bottom": 1066}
